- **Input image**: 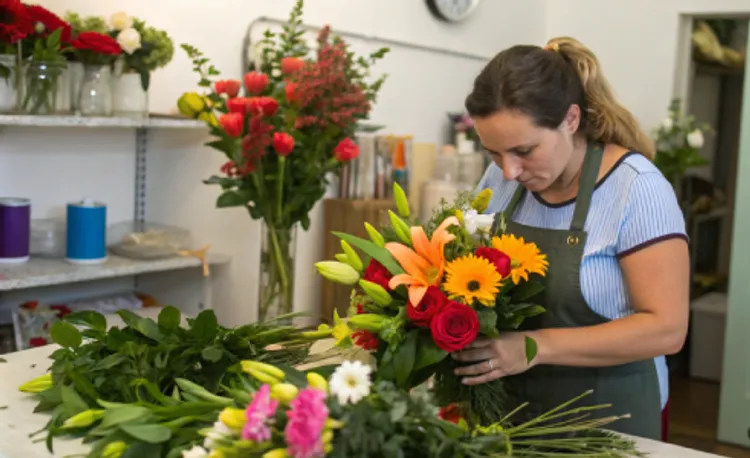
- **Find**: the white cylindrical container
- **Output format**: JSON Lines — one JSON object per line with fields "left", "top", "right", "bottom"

{"left": 113, "top": 72, "right": 148, "bottom": 119}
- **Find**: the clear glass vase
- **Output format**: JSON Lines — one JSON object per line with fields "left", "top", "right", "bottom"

{"left": 257, "top": 221, "right": 297, "bottom": 322}
{"left": 21, "top": 60, "right": 65, "bottom": 115}
{"left": 0, "top": 54, "right": 20, "bottom": 113}
{"left": 78, "top": 64, "right": 113, "bottom": 116}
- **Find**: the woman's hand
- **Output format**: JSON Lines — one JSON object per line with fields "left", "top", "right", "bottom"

{"left": 452, "top": 333, "right": 536, "bottom": 386}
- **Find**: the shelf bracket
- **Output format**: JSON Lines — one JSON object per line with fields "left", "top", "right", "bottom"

{"left": 133, "top": 127, "right": 148, "bottom": 291}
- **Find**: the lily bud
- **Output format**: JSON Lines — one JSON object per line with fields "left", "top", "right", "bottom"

{"left": 307, "top": 372, "right": 328, "bottom": 392}
{"left": 364, "top": 222, "right": 385, "bottom": 247}
{"left": 271, "top": 383, "right": 299, "bottom": 404}
{"left": 334, "top": 253, "right": 349, "bottom": 263}
{"left": 315, "top": 261, "right": 360, "bottom": 285}
{"left": 61, "top": 409, "right": 105, "bottom": 429}
{"left": 219, "top": 407, "right": 246, "bottom": 430}
{"left": 359, "top": 279, "right": 392, "bottom": 306}
{"left": 102, "top": 441, "right": 128, "bottom": 458}
{"left": 349, "top": 314, "right": 388, "bottom": 332}
{"left": 240, "top": 360, "right": 286, "bottom": 380}
{"left": 340, "top": 241, "right": 363, "bottom": 272}
{"left": 393, "top": 182, "right": 410, "bottom": 217}
{"left": 471, "top": 188, "right": 493, "bottom": 213}
{"left": 301, "top": 324, "right": 333, "bottom": 340}
{"left": 243, "top": 367, "right": 282, "bottom": 386}
{"left": 18, "top": 373, "right": 53, "bottom": 393}
{"left": 261, "top": 449, "right": 289, "bottom": 458}
{"left": 388, "top": 210, "right": 412, "bottom": 245}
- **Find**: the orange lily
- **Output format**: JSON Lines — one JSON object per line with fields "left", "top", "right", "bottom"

{"left": 385, "top": 216, "right": 459, "bottom": 306}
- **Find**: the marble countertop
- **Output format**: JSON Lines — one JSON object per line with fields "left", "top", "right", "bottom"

{"left": 0, "top": 345, "right": 724, "bottom": 458}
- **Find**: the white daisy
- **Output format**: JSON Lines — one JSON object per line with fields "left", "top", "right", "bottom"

{"left": 329, "top": 360, "right": 372, "bottom": 405}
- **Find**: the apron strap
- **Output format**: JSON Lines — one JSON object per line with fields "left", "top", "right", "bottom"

{"left": 570, "top": 143, "right": 604, "bottom": 232}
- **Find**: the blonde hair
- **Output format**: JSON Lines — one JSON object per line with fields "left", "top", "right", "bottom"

{"left": 546, "top": 37, "right": 655, "bottom": 160}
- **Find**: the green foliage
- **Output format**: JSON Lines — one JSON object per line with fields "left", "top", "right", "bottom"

{"left": 118, "top": 18, "right": 175, "bottom": 91}
{"left": 64, "top": 12, "right": 108, "bottom": 35}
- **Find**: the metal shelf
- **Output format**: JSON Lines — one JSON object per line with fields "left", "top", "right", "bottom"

{"left": 0, "top": 114, "right": 205, "bottom": 129}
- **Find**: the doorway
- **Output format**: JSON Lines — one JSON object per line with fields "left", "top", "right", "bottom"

{"left": 669, "top": 14, "right": 750, "bottom": 457}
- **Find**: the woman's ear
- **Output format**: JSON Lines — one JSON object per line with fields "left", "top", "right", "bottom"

{"left": 561, "top": 104, "right": 582, "bottom": 134}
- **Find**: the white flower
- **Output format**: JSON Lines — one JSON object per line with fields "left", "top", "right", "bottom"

{"left": 109, "top": 12, "right": 133, "bottom": 31}
{"left": 182, "top": 445, "right": 209, "bottom": 458}
{"left": 116, "top": 28, "right": 141, "bottom": 55}
{"left": 203, "top": 420, "right": 233, "bottom": 449}
{"left": 686, "top": 129, "right": 704, "bottom": 149}
{"left": 661, "top": 117, "right": 673, "bottom": 131}
{"left": 463, "top": 209, "right": 494, "bottom": 235}
{"left": 329, "top": 360, "right": 372, "bottom": 405}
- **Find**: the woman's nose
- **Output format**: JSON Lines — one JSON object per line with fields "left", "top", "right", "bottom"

{"left": 501, "top": 156, "right": 523, "bottom": 181}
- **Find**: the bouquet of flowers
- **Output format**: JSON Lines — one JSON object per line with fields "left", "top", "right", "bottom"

{"left": 314, "top": 183, "right": 550, "bottom": 425}
{"left": 179, "top": 0, "right": 388, "bottom": 321}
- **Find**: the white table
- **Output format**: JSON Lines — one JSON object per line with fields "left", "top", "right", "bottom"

{"left": 0, "top": 345, "right": 724, "bottom": 458}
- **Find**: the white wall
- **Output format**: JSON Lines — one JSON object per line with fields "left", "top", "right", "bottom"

{"left": 12, "top": 0, "right": 545, "bottom": 326}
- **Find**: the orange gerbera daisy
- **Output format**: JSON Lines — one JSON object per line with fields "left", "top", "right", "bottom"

{"left": 385, "top": 216, "right": 459, "bottom": 306}
{"left": 491, "top": 234, "right": 548, "bottom": 284}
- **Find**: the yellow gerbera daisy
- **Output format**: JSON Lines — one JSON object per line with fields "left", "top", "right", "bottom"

{"left": 443, "top": 254, "right": 502, "bottom": 306}
{"left": 491, "top": 234, "right": 548, "bottom": 284}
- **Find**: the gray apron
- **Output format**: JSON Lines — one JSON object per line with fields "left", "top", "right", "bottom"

{"left": 490, "top": 143, "right": 662, "bottom": 440}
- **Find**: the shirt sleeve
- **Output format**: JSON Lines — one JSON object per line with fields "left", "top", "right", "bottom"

{"left": 616, "top": 171, "right": 688, "bottom": 258}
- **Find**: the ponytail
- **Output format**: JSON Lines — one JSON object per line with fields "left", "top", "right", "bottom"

{"left": 546, "top": 37, "right": 655, "bottom": 160}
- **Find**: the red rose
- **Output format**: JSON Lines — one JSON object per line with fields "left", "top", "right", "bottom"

{"left": 439, "top": 404, "right": 462, "bottom": 424}
{"left": 25, "top": 4, "right": 71, "bottom": 43}
{"left": 407, "top": 286, "right": 446, "bottom": 328}
{"left": 244, "top": 71, "right": 268, "bottom": 94}
{"left": 0, "top": 0, "right": 33, "bottom": 44}
{"left": 215, "top": 79, "right": 241, "bottom": 98}
{"left": 248, "top": 96, "right": 278, "bottom": 117}
{"left": 281, "top": 56, "right": 305, "bottom": 74}
{"left": 29, "top": 337, "right": 47, "bottom": 347}
{"left": 72, "top": 31, "right": 121, "bottom": 55}
{"left": 219, "top": 113, "right": 243, "bottom": 137}
{"left": 353, "top": 330, "right": 379, "bottom": 351}
{"left": 226, "top": 97, "right": 249, "bottom": 115}
{"left": 285, "top": 81, "right": 299, "bottom": 104}
{"left": 363, "top": 259, "right": 392, "bottom": 291}
{"left": 475, "top": 247, "right": 511, "bottom": 279}
{"left": 430, "top": 301, "right": 480, "bottom": 352}
{"left": 333, "top": 138, "right": 359, "bottom": 162}
{"left": 273, "top": 132, "right": 295, "bottom": 156}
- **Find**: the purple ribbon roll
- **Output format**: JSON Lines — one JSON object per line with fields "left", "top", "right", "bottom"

{"left": 0, "top": 198, "right": 31, "bottom": 263}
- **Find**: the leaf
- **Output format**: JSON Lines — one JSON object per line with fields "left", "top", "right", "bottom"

{"left": 216, "top": 190, "right": 251, "bottom": 208}
{"left": 524, "top": 336, "right": 538, "bottom": 364}
{"left": 120, "top": 423, "right": 172, "bottom": 444}
{"left": 476, "top": 308, "right": 500, "bottom": 338}
{"left": 121, "top": 442, "right": 163, "bottom": 458}
{"left": 60, "top": 384, "right": 89, "bottom": 416}
{"left": 50, "top": 321, "right": 82, "bottom": 348}
{"left": 64, "top": 311, "right": 107, "bottom": 332}
{"left": 139, "top": 70, "right": 150, "bottom": 92}
{"left": 100, "top": 405, "right": 152, "bottom": 427}
{"left": 203, "top": 175, "right": 238, "bottom": 190}
{"left": 332, "top": 232, "right": 404, "bottom": 275}
{"left": 158, "top": 306, "right": 181, "bottom": 331}
{"left": 413, "top": 333, "right": 448, "bottom": 371}
{"left": 389, "top": 400, "right": 408, "bottom": 422}
{"left": 511, "top": 280, "right": 545, "bottom": 302}
{"left": 189, "top": 310, "right": 218, "bottom": 340}
{"left": 393, "top": 330, "right": 418, "bottom": 388}
{"left": 116, "top": 310, "right": 164, "bottom": 342}
{"left": 201, "top": 346, "right": 223, "bottom": 363}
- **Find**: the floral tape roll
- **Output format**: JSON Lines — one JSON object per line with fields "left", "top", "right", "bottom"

{"left": 0, "top": 197, "right": 31, "bottom": 264}
{"left": 66, "top": 198, "right": 107, "bottom": 265}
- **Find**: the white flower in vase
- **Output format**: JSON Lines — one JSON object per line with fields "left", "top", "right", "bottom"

{"left": 109, "top": 12, "right": 133, "bottom": 31}
{"left": 117, "top": 28, "right": 142, "bottom": 55}
{"left": 687, "top": 129, "right": 705, "bottom": 149}
{"left": 329, "top": 360, "right": 372, "bottom": 405}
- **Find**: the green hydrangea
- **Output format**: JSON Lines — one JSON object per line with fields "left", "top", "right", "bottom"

{"left": 64, "top": 12, "right": 108, "bottom": 35}
{"left": 128, "top": 18, "right": 174, "bottom": 72}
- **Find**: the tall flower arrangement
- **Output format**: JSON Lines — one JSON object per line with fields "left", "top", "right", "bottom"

{"left": 181, "top": 0, "right": 388, "bottom": 320}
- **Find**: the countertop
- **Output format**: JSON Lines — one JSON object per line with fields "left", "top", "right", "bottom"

{"left": 0, "top": 345, "right": 725, "bottom": 458}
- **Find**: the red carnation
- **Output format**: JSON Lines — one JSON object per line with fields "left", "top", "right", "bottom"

{"left": 72, "top": 31, "right": 121, "bottom": 55}
{"left": 407, "top": 286, "right": 447, "bottom": 328}
{"left": 243, "top": 71, "right": 268, "bottom": 95}
{"left": 333, "top": 138, "right": 359, "bottom": 162}
{"left": 475, "top": 246, "right": 511, "bottom": 279}
{"left": 273, "top": 132, "right": 295, "bottom": 156}
{"left": 363, "top": 259, "right": 392, "bottom": 291}
{"left": 0, "top": 0, "right": 33, "bottom": 44}
{"left": 430, "top": 301, "right": 480, "bottom": 352}
{"left": 352, "top": 330, "right": 379, "bottom": 351}
{"left": 25, "top": 4, "right": 71, "bottom": 43}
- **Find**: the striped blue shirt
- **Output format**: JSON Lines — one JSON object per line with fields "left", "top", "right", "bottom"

{"left": 476, "top": 152, "right": 686, "bottom": 409}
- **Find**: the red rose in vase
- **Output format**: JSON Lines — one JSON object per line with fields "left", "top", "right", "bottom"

{"left": 1, "top": 0, "right": 33, "bottom": 44}
{"left": 72, "top": 31, "right": 121, "bottom": 56}
{"left": 407, "top": 286, "right": 446, "bottom": 328}
{"left": 475, "top": 246, "right": 511, "bottom": 279}
{"left": 363, "top": 259, "right": 392, "bottom": 291}
{"left": 25, "top": 4, "right": 71, "bottom": 42}
{"left": 430, "top": 301, "right": 480, "bottom": 352}
{"left": 333, "top": 138, "right": 359, "bottom": 162}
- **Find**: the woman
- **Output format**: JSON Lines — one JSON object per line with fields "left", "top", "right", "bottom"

{"left": 451, "top": 37, "right": 690, "bottom": 441}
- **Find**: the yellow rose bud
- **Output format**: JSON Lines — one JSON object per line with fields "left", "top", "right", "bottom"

{"left": 349, "top": 314, "right": 388, "bottom": 332}
{"left": 393, "top": 182, "right": 411, "bottom": 218}
{"left": 388, "top": 210, "right": 412, "bottom": 245}
{"left": 61, "top": 409, "right": 105, "bottom": 429}
{"left": 270, "top": 383, "right": 299, "bottom": 404}
{"left": 102, "top": 440, "right": 128, "bottom": 458}
{"left": 340, "top": 241, "right": 363, "bottom": 272}
{"left": 315, "top": 261, "right": 360, "bottom": 285}
{"left": 358, "top": 279, "right": 392, "bottom": 306}
{"left": 364, "top": 222, "right": 385, "bottom": 247}
{"left": 471, "top": 188, "right": 493, "bottom": 213}
{"left": 307, "top": 372, "right": 328, "bottom": 392}
{"left": 261, "top": 448, "right": 289, "bottom": 458}
{"left": 219, "top": 407, "right": 246, "bottom": 430}
{"left": 240, "top": 360, "right": 286, "bottom": 380}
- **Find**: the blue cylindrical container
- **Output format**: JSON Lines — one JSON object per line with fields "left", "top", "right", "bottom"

{"left": 66, "top": 199, "right": 107, "bottom": 265}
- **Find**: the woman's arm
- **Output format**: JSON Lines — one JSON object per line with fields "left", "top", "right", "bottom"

{"left": 531, "top": 236, "right": 690, "bottom": 367}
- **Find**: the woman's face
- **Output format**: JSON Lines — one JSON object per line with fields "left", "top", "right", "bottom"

{"left": 473, "top": 106, "right": 580, "bottom": 193}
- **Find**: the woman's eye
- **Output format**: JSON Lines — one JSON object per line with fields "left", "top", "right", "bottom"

{"left": 515, "top": 149, "right": 532, "bottom": 156}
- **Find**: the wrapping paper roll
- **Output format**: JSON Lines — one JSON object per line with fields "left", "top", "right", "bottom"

{"left": 66, "top": 199, "right": 107, "bottom": 264}
{"left": 0, "top": 198, "right": 31, "bottom": 264}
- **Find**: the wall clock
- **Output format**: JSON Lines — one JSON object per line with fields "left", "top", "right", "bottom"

{"left": 426, "top": 0, "right": 482, "bottom": 23}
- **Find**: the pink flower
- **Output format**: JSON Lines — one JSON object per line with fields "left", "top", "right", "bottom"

{"left": 242, "top": 384, "right": 279, "bottom": 442}
{"left": 284, "top": 387, "right": 328, "bottom": 458}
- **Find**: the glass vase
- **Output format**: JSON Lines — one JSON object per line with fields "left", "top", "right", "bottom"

{"left": 78, "top": 64, "right": 113, "bottom": 116}
{"left": 257, "top": 221, "right": 297, "bottom": 322}
{"left": 21, "top": 60, "right": 65, "bottom": 115}
{"left": 0, "top": 54, "right": 20, "bottom": 113}
{"left": 113, "top": 72, "right": 148, "bottom": 120}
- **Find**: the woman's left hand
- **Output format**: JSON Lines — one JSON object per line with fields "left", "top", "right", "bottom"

{"left": 452, "top": 333, "right": 536, "bottom": 386}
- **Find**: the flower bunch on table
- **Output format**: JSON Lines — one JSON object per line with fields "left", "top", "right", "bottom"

{"left": 178, "top": 0, "right": 388, "bottom": 320}
{"left": 313, "top": 184, "right": 550, "bottom": 426}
